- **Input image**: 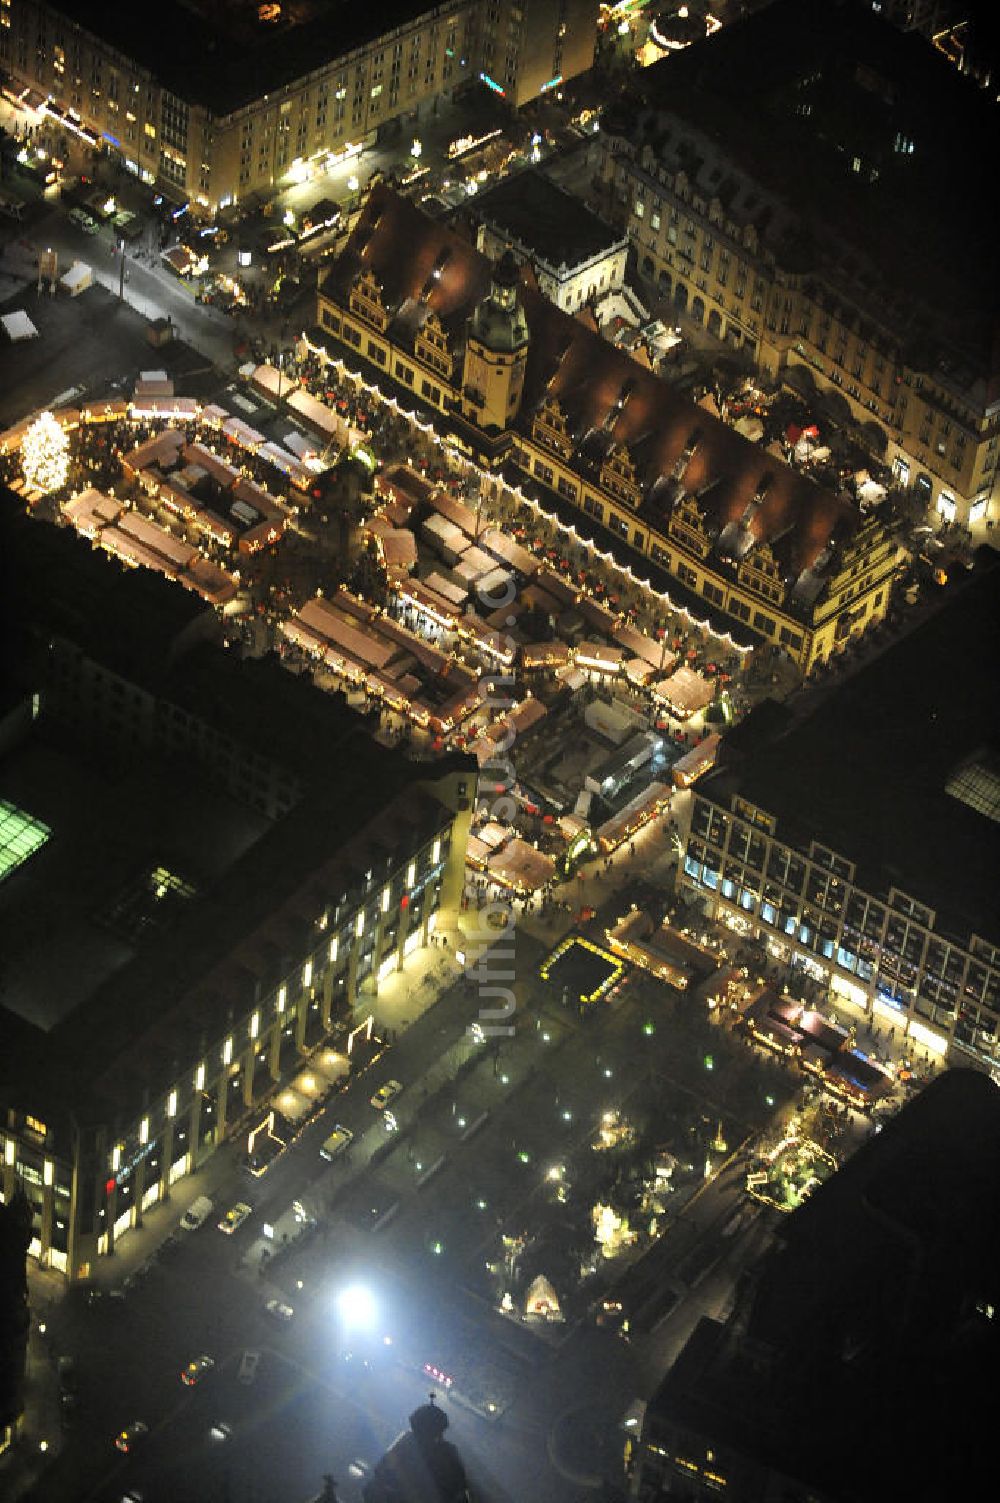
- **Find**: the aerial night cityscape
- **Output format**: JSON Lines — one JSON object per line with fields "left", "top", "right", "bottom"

{"left": 1, "top": 0, "right": 999, "bottom": 1500}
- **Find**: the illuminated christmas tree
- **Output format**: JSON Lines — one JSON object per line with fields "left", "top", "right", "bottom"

{"left": 21, "top": 411, "right": 70, "bottom": 495}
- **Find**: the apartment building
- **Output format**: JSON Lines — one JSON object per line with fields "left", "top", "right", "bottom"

{"left": 0, "top": 0, "right": 598, "bottom": 211}
{"left": 595, "top": 0, "right": 1000, "bottom": 530}
{"left": 680, "top": 552, "right": 1000, "bottom": 1076}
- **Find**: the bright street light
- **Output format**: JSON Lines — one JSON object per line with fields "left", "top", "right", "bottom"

{"left": 337, "top": 1284, "right": 377, "bottom": 1328}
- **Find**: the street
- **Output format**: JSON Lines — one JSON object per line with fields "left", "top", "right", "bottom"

{"left": 22, "top": 907, "right": 788, "bottom": 1503}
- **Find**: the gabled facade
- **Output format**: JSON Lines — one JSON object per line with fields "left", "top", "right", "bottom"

{"left": 316, "top": 185, "right": 901, "bottom": 671}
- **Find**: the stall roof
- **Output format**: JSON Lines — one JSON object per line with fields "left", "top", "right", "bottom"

{"left": 487, "top": 837, "right": 556, "bottom": 893}
{"left": 522, "top": 639, "right": 570, "bottom": 668}
{"left": 286, "top": 386, "right": 340, "bottom": 437}
{"left": 653, "top": 664, "right": 714, "bottom": 717}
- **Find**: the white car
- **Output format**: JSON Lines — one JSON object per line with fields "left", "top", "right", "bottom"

{"left": 217, "top": 1201, "right": 252, "bottom": 1235}
{"left": 264, "top": 1298, "right": 294, "bottom": 1322}
{"left": 209, "top": 1421, "right": 232, "bottom": 1442}
{"left": 370, "top": 1080, "right": 403, "bottom": 1111}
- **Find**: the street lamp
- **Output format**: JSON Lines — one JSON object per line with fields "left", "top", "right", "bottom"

{"left": 337, "top": 1284, "right": 376, "bottom": 1328}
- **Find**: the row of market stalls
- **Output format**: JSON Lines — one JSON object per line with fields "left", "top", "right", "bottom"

{"left": 279, "top": 587, "right": 482, "bottom": 733}
{"left": 606, "top": 908, "right": 720, "bottom": 991}
{"left": 465, "top": 818, "right": 557, "bottom": 896}
{"left": 61, "top": 486, "right": 237, "bottom": 604}
{"left": 370, "top": 464, "right": 723, "bottom": 711}
{"left": 733, "top": 985, "right": 894, "bottom": 1110}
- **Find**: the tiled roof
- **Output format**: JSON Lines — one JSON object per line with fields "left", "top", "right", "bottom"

{"left": 327, "top": 186, "right": 860, "bottom": 587}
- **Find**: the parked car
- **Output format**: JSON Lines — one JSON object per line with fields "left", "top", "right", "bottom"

{"left": 58, "top": 1355, "right": 79, "bottom": 1421}
{"left": 370, "top": 1080, "right": 403, "bottom": 1111}
{"left": 237, "top": 1349, "right": 260, "bottom": 1386}
{"left": 180, "top": 1195, "right": 214, "bottom": 1231}
{"left": 264, "top": 1298, "right": 294, "bottom": 1323}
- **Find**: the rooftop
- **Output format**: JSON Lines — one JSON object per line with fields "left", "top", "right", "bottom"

{"left": 51, "top": 0, "right": 447, "bottom": 116}
{"left": 700, "top": 550, "right": 1000, "bottom": 945}
{"left": 0, "top": 486, "right": 473, "bottom": 1129}
{"left": 324, "top": 186, "right": 862, "bottom": 612}
{"left": 0, "top": 720, "right": 269, "bottom": 1033}
{"left": 617, "top": 0, "right": 1000, "bottom": 385}
{"left": 648, "top": 1069, "right": 1000, "bottom": 1499}
{"left": 472, "top": 168, "right": 624, "bottom": 271}
{"left": 1, "top": 488, "right": 213, "bottom": 685}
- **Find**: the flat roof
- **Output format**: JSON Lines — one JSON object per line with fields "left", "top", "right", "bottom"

{"left": 473, "top": 168, "right": 623, "bottom": 270}
{"left": 1, "top": 489, "right": 211, "bottom": 687}
{"left": 51, "top": 0, "right": 448, "bottom": 116}
{"left": 0, "top": 483, "right": 474, "bottom": 1125}
{"left": 0, "top": 722, "right": 270, "bottom": 1034}
{"left": 620, "top": 0, "right": 1000, "bottom": 386}
{"left": 647, "top": 1069, "right": 1000, "bottom": 1498}
{"left": 701, "top": 551, "right": 1000, "bottom": 943}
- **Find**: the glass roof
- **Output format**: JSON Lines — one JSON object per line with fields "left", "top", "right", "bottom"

{"left": 0, "top": 799, "right": 52, "bottom": 883}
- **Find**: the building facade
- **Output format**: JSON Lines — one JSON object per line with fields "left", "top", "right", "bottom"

{"left": 677, "top": 556, "right": 1000, "bottom": 1077}
{"left": 681, "top": 789, "right": 1000, "bottom": 1073}
{"left": 0, "top": 0, "right": 598, "bottom": 212}
{"left": 0, "top": 605, "right": 472, "bottom": 1281}
{"left": 316, "top": 185, "right": 901, "bottom": 672}
{"left": 473, "top": 167, "right": 629, "bottom": 315}
{"left": 593, "top": 0, "right": 1000, "bottom": 531}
